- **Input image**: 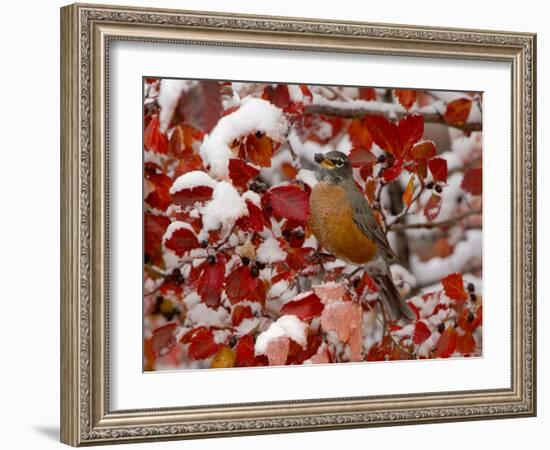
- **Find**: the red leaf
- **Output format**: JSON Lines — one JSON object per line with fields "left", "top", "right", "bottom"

{"left": 423, "top": 194, "right": 442, "bottom": 221}
{"left": 145, "top": 172, "right": 172, "bottom": 211}
{"left": 364, "top": 115, "right": 400, "bottom": 155}
{"left": 398, "top": 114, "right": 424, "bottom": 156}
{"left": 151, "top": 322, "right": 178, "bottom": 357}
{"left": 234, "top": 335, "right": 255, "bottom": 367}
{"left": 171, "top": 185, "right": 213, "bottom": 209}
{"left": 264, "top": 337, "right": 291, "bottom": 366}
{"left": 228, "top": 159, "right": 260, "bottom": 190}
{"left": 358, "top": 87, "right": 376, "bottom": 101}
{"left": 286, "top": 247, "right": 315, "bottom": 271}
{"left": 236, "top": 200, "right": 264, "bottom": 232}
{"left": 402, "top": 175, "right": 415, "bottom": 207}
{"left": 269, "top": 185, "right": 310, "bottom": 222}
{"left": 178, "top": 81, "right": 223, "bottom": 133}
{"left": 320, "top": 301, "right": 363, "bottom": 361}
{"left": 444, "top": 98, "right": 472, "bottom": 126}
{"left": 144, "top": 114, "right": 168, "bottom": 154}
{"left": 144, "top": 213, "right": 170, "bottom": 266}
{"left": 348, "top": 147, "right": 376, "bottom": 167}
{"left": 461, "top": 167, "right": 482, "bottom": 195}
{"left": 348, "top": 119, "right": 373, "bottom": 150}
{"left": 428, "top": 157, "right": 448, "bottom": 183}
{"left": 244, "top": 134, "right": 273, "bottom": 167}
{"left": 168, "top": 124, "right": 196, "bottom": 157}
{"left": 394, "top": 89, "right": 417, "bottom": 110}
{"left": 412, "top": 321, "right": 432, "bottom": 345}
{"left": 281, "top": 293, "right": 324, "bottom": 320}
{"left": 225, "top": 266, "right": 266, "bottom": 305}
{"left": 271, "top": 85, "right": 291, "bottom": 109}
{"left": 409, "top": 141, "right": 436, "bottom": 160}
{"left": 456, "top": 331, "right": 476, "bottom": 355}
{"left": 232, "top": 305, "right": 254, "bottom": 326}
{"left": 287, "top": 333, "right": 323, "bottom": 365}
{"left": 197, "top": 254, "right": 226, "bottom": 307}
{"left": 435, "top": 326, "right": 458, "bottom": 358}
{"left": 164, "top": 226, "right": 199, "bottom": 257}
{"left": 441, "top": 273, "right": 468, "bottom": 301}
{"left": 381, "top": 159, "right": 404, "bottom": 182}
{"left": 281, "top": 162, "right": 298, "bottom": 180}
{"left": 187, "top": 328, "right": 220, "bottom": 360}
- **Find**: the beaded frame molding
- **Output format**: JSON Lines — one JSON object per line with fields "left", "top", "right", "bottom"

{"left": 60, "top": 3, "right": 536, "bottom": 446}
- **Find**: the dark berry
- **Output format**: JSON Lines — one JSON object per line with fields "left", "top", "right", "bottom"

{"left": 250, "top": 266, "right": 260, "bottom": 278}
{"left": 172, "top": 268, "right": 181, "bottom": 278}
{"left": 353, "top": 278, "right": 360, "bottom": 288}
{"left": 467, "top": 283, "right": 475, "bottom": 292}
{"left": 144, "top": 253, "right": 151, "bottom": 264}
{"left": 437, "top": 323, "right": 445, "bottom": 334}
{"left": 467, "top": 312, "right": 475, "bottom": 323}
{"left": 241, "top": 256, "right": 250, "bottom": 266}
{"left": 176, "top": 274, "right": 185, "bottom": 285}
{"left": 426, "top": 181, "right": 434, "bottom": 189}
{"left": 456, "top": 195, "right": 463, "bottom": 204}
{"left": 255, "top": 131, "right": 264, "bottom": 139}
{"left": 249, "top": 180, "right": 267, "bottom": 193}
{"left": 435, "top": 184, "right": 443, "bottom": 194}
{"left": 228, "top": 336, "right": 237, "bottom": 347}
{"left": 470, "top": 293, "right": 477, "bottom": 302}
{"left": 282, "top": 229, "right": 291, "bottom": 239}
{"left": 200, "top": 240, "right": 209, "bottom": 248}
{"left": 207, "top": 254, "right": 216, "bottom": 265}
{"left": 255, "top": 262, "right": 266, "bottom": 271}
{"left": 377, "top": 154, "right": 386, "bottom": 164}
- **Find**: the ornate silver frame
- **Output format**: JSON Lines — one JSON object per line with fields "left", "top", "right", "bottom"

{"left": 60, "top": 3, "right": 536, "bottom": 446}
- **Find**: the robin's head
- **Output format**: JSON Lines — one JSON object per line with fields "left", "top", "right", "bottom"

{"left": 313, "top": 151, "right": 353, "bottom": 184}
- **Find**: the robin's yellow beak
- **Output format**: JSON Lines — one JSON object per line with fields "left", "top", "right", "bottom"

{"left": 314, "top": 153, "right": 335, "bottom": 169}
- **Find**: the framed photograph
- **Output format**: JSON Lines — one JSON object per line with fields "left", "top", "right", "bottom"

{"left": 60, "top": 3, "right": 536, "bottom": 446}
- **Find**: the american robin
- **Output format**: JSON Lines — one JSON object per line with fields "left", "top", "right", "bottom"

{"left": 309, "top": 150, "right": 415, "bottom": 321}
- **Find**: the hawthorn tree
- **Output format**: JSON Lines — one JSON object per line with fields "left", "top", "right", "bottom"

{"left": 143, "top": 79, "right": 483, "bottom": 370}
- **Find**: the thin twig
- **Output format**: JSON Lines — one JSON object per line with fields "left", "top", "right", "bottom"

{"left": 387, "top": 185, "right": 425, "bottom": 227}
{"left": 388, "top": 209, "right": 482, "bottom": 232}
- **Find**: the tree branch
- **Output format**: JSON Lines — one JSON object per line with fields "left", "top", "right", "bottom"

{"left": 388, "top": 209, "right": 481, "bottom": 232}
{"left": 305, "top": 103, "right": 482, "bottom": 133}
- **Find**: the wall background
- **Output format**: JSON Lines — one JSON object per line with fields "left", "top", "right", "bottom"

{"left": 0, "top": 1, "right": 545, "bottom": 448}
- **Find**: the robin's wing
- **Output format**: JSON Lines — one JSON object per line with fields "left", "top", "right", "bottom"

{"left": 348, "top": 187, "right": 398, "bottom": 262}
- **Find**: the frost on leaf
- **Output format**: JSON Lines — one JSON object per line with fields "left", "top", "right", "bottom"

{"left": 321, "top": 301, "right": 363, "bottom": 361}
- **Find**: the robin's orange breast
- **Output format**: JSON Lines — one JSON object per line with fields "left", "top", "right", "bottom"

{"left": 309, "top": 182, "right": 378, "bottom": 265}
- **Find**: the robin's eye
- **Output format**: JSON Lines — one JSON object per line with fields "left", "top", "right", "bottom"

{"left": 335, "top": 159, "right": 344, "bottom": 167}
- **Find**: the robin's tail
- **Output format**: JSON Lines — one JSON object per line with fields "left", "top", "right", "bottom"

{"left": 376, "top": 273, "right": 416, "bottom": 322}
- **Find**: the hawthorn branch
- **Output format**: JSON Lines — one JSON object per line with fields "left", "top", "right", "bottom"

{"left": 388, "top": 209, "right": 482, "bottom": 232}
{"left": 305, "top": 103, "right": 482, "bottom": 133}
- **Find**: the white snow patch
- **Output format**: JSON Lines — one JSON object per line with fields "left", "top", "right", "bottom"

{"left": 200, "top": 98, "right": 289, "bottom": 178}
{"left": 256, "top": 237, "right": 286, "bottom": 264}
{"left": 411, "top": 230, "right": 482, "bottom": 286}
{"left": 186, "top": 303, "right": 230, "bottom": 328}
{"left": 255, "top": 315, "right": 308, "bottom": 354}
{"left": 201, "top": 182, "right": 248, "bottom": 233}
{"left": 158, "top": 79, "right": 190, "bottom": 132}
{"left": 242, "top": 190, "right": 261, "bottom": 206}
{"left": 162, "top": 221, "right": 196, "bottom": 245}
{"left": 296, "top": 169, "right": 318, "bottom": 188}
{"left": 170, "top": 171, "right": 216, "bottom": 194}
